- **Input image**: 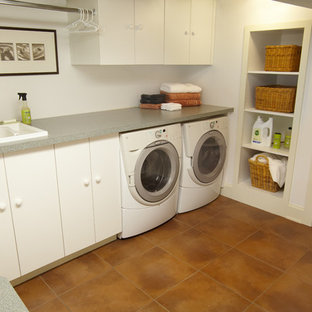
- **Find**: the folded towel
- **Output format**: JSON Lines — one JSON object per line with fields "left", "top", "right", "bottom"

{"left": 161, "top": 103, "right": 182, "bottom": 111}
{"left": 140, "top": 103, "right": 161, "bottom": 109}
{"left": 250, "top": 153, "right": 287, "bottom": 188}
{"left": 169, "top": 99, "right": 202, "bottom": 106}
{"left": 160, "top": 83, "right": 202, "bottom": 93}
{"left": 160, "top": 91, "right": 201, "bottom": 100}
{"left": 140, "top": 93, "right": 166, "bottom": 104}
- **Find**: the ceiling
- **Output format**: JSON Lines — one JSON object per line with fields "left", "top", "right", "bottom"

{"left": 274, "top": 0, "right": 312, "bottom": 9}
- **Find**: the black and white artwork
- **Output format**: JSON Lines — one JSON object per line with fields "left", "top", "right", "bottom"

{"left": 0, "top": 43, "right": 15, "bottom": 61}
{"left": 16, "top": 43, "right": 31, "bottom": 61}
{"left": 0, "top": 27, "right": 58, "bottom": 76}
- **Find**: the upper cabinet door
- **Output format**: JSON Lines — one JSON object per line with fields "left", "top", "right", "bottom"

{"left": 98, "top": 0, "right": 135, "bottom": 64}
{"left": 189, "top": 0, "right": 215, "bottom": 64}
{"left": 5, "top": 147, "right": 64, "bottom": 275}
{"left": 164, "top": 0, "right": 191, "bottom": 64}
{"left": 0, "top": 155, "right": 20, "bottom": 281}
{"left": 135, "top": 0, "right": 164, "bottom": 64}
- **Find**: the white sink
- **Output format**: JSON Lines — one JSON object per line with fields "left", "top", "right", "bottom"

{"left": 0, "top": 122, "right": 48, "bottom": 145}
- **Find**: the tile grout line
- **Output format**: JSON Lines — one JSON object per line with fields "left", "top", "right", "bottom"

{"left": 38, "top": 276, "right": 73, "bottom": 312}
{"left": 199, "top": 269, "right": 253, "bottom": 305}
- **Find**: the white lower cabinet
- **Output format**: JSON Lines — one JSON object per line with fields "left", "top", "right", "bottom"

{"left": 0, "top": 155, "right": 20, "bottom": 281}
{"left": 54, "top": 135, "right": 121, "bottom": 256}
{"left": 4, "top": 147, "right": 64, "bottom": 276}
{"left": 90, "top": 135, "right": 122, "bottom": 242}
{"left": 55, "top": 139, "right": 96, "bottom": 256}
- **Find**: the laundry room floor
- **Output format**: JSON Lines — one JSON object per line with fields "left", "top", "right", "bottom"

{"left": 15, "top": 196, "right": 312, "bottom": 312}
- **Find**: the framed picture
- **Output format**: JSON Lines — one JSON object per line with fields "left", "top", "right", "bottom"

{"left": 0, "top": 26, "right": 59, "bottom": 76}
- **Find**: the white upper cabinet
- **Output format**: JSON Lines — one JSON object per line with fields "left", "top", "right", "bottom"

{"left": 69, "top": 0, "right": 214, "bottom": 65}
{"left": 164, "top": 0, "right": 215, "bottom": 65}
{"left": 164, "top": 0, "right": 191, "bottom": 64}
{"left": 4, "top": 147, "right": 64, "bottom": 276}
{"left": 54, "top": 139, "right": 96, "bottom": 256}
{"left": 69, "top": 0, "right": 164, "bottom": 64}
{"left": 135, "top": 0, "right": 164, "bottom": 64}
{"left": 0, "top": 155, "right": 20, "bottom": 281}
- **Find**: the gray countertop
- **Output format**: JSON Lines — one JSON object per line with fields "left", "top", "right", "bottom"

{"left": 0, "top": 277, "right": 28, "bottom": 312}
{"left": 0, "top": 105, "right": 233, "bottom": 154}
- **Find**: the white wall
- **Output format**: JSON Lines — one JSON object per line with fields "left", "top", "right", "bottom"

{"left": 188, "top": 0, "right": 312, "bottom": 212}
{"left": 1, "top": 0, "right": 311, "bottom": 214}
{"left": 0, "top": 0, "right": 197, "bottom": 120}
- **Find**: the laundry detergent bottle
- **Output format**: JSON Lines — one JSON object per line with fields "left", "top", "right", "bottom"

{"left": 251, "top": 116, "right": 273, "bottom": 147}
{"left": 18, "top": 92, "right": 31, "bottom": 125}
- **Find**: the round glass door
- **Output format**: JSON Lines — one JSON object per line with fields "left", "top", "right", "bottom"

{"left": 192, "top": 130, "right": 226, "bottom": 184}
{"left": 134, "top": 141, "right": 179, "bottom": 203}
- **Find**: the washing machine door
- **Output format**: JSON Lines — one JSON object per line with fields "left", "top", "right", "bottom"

{"left": 192, "top": 130, "right": 226, "bottom": 184}
{"left": 134, "top": 140, "right": 179, "bottom": 203}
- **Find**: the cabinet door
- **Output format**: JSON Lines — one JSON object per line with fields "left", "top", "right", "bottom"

{"left": 0, "top": 155, "right": 20, "bottom": 281}
{"left": 54, "top": 140, "right": 95, "bottom": 255}
{"left": 4, "top": 147, "right": 64, "bottom": 275}
{"left": 189, "top": 0, "right": 215, "bottom": 64}
{"left": 98, "top": 0, "right": 135, "bottom": 64}
{"left": 89, "top": 135, "right": 122, "bottom": 242}
{"left": 135, "top": 0, "right": 164, "bottom": 64}
{"left": 164, "top": 0, "right": 191, "bottom": 64}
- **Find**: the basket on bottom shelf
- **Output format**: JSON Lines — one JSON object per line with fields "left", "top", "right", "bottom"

{"left": 248, "top": 155, "right": 281, "bottom": 192}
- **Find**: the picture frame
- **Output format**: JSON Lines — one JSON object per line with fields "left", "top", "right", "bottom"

{"left": 0, "top": 26, "right": 59, "bottom": 76}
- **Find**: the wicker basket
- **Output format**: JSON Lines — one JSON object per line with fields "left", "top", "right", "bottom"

{"left": 248, "top": 155, "right": 280, "bottom": 192}
{"left": 255, "top": 85, "right": 296, "bottom": 113}
{"left": 265, "top": 45, "right": 301, "bottom": 72}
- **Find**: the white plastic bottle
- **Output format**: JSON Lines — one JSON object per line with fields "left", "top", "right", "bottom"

{"left": 251, "top": 116, "right": 273, "bottom": 147}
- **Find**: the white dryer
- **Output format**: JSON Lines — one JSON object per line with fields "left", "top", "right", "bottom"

{"left": 119, "top": 124, "right": 181, "bottom": 238}
{"left": 178, "top": 116, "right": 228, "bottom": 213}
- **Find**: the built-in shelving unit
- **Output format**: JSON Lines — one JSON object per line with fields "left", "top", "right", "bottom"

{"left": 222, "top": 21, "right": 312, "bottom": 222}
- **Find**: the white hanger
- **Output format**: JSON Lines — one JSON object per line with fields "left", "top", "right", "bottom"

{"left": 66, "top": 8, "right": 99, "bottom": 33}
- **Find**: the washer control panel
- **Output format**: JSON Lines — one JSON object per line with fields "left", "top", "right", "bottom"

{"left": 154, "top": 128, "right": 168, "bottom": 139}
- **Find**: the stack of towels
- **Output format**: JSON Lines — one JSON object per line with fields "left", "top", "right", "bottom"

{"left": 140, "top": 94, "right": 166, "bottom": 109}
{"left": 160, "top": 82, "right": 202, "bottom": 106}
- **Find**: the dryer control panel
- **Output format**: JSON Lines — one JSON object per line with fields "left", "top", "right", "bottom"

{"left": 154, "top": 128, "right": 168, "bottom": 139}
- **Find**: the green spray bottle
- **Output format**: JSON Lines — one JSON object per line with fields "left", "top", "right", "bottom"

{"left": 18, "top": 92, "right": 31, "bottom": 125}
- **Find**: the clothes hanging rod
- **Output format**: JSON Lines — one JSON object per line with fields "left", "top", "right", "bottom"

{"left": 0, "top": 0, "right": 93, "bottom": 14}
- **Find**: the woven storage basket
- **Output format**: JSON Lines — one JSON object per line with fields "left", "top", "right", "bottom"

{"left": 265, "top": 45, "right": 301, "bottom": 72}
{"left": 248, "top": 155, "right": 280, "bottom": 192}
{"left": 255, "top": 85, "right": 296, "bottom": 113}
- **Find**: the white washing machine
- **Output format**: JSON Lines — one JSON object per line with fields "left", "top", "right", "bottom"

{"left": 178, "top": 116, "right": 228, "bottom": 213}
{"left": 119, "top": 124, "right": 181, "bottom": 238}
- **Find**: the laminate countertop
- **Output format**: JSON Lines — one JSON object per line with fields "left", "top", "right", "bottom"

{"left": 0, "top": 277, "right": 28, "bottom": 312}
{"left": 0, "top": 105, "right": 233, "bottom": 154}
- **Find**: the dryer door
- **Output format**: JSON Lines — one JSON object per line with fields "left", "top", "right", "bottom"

{"left": 192, "top": 130, "right": 226, "bottom": 184}
{"left": 134, "top": 141, "right": 179, "bottom": 203}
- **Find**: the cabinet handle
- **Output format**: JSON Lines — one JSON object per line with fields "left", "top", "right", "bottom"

{"left": 15, "top": 198, "right": 23, "bottom": 208}
{"left": 127, "top": 24, "right": 134, "bottom": 30}
{"left": 0, "top": 202, "right": 6, "bottom": 212}
{"left": 184, "top": 31, "right": 188, "bottom": 35}
{"left": 136, "top": 24, "right": 143, "bottom": 31}
{"left": 95, "top": 176, "right": 102, "bottom": 184}
{"left": 192, "top": 32, "right": 195, "bottom": 36}
{"left": 83, "top": 179, "right": 90, "bottom": 187}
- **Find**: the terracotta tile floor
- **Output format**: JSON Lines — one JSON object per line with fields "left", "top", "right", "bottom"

{"left": 14, "top": 196, "right": 312, "bottom": 312}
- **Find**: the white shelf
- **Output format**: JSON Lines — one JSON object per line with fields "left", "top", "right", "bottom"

{"left": 242, "top": 143, "right": 289, "bottom": 157}
{"left": 244, "top": 108, "right": 294, "bottom": 117}
{"left": 238, "top": 178, "right": 284, "bottom": 199}
{"left": 248, "top": 70, "right": 299, "bottom": 75}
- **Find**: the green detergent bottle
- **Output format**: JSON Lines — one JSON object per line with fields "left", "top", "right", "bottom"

{"left": 18, "top": 92, "right": 31, "bottom": 125}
